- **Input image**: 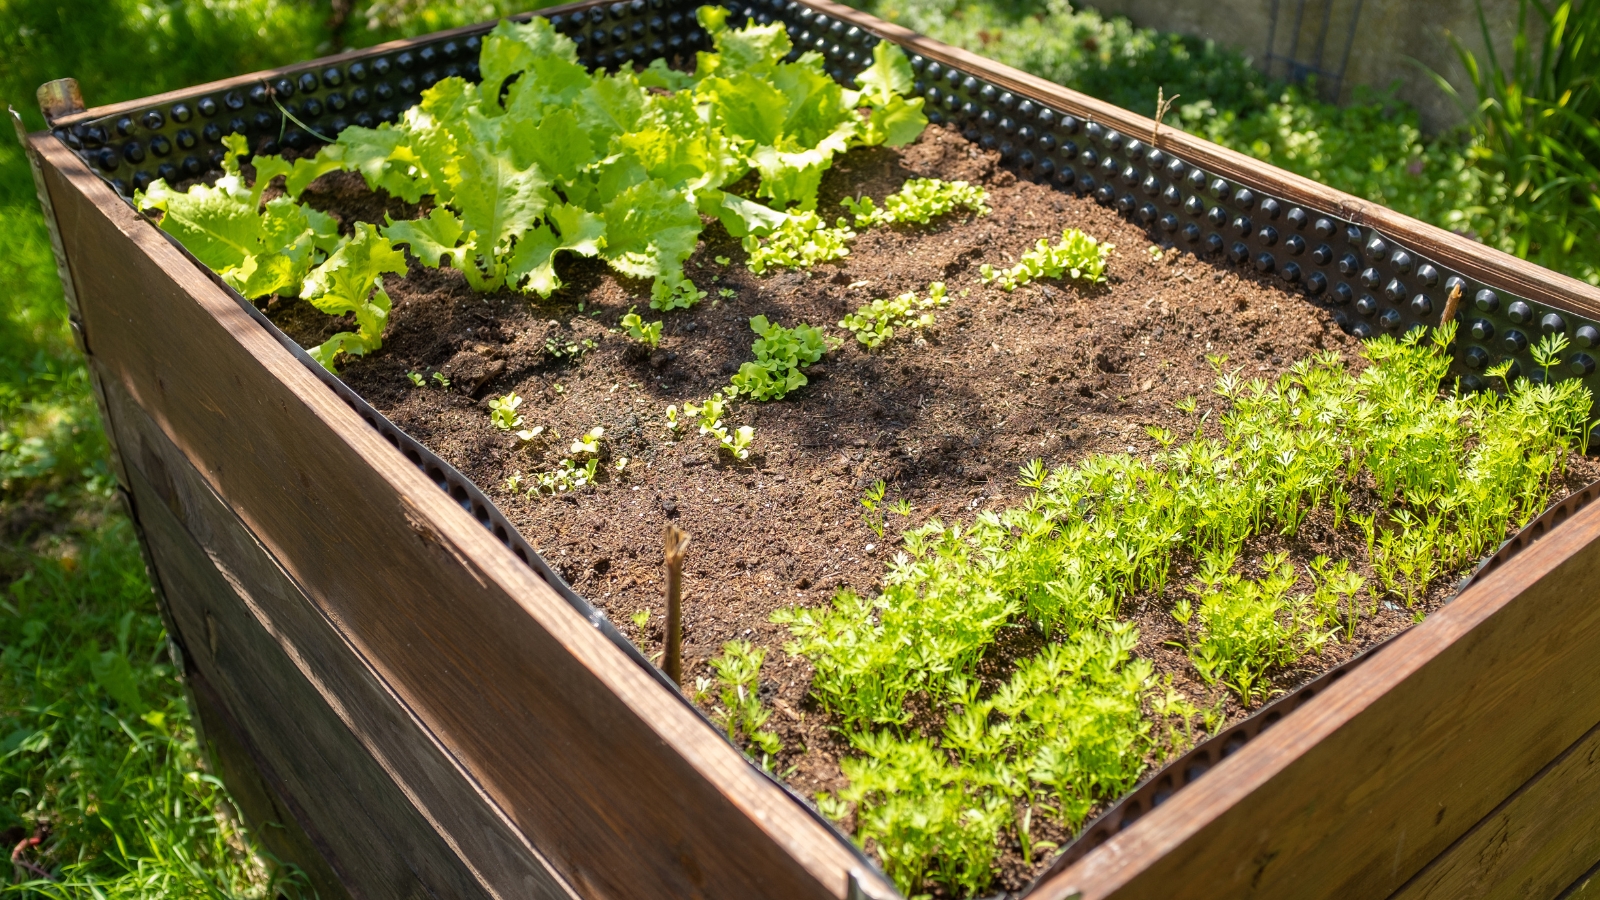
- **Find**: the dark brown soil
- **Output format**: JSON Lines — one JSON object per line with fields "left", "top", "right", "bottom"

{"left": 265, "top": 124, "right": 1600, "bottom": 895}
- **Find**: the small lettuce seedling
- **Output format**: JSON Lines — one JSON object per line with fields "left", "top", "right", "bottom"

{"left": 840, "top": 282, "right": 948, "bottom": 348}
{"left": 570, "top": 426, "right": 605, "bottom": 455}
{"left": 843, "top": 177, "right": 990, "bottom": 227}
{"left": 729, "top": 316, "right": 830, "bottom": 401}
{"left": 487, "top": 393, "right": 524, "bottom": 431}
{"left": 980, "top": 228, "right": 1112, "bottom": 291}
{"left": 683, "top": 392, "right": 756, "bottom": 459}
{"left": 406, "top": 371, "right": 425, "bottom": 387}
{"left": 620, "top": 309, "right": 663, "bottom": 348}
{"left": 631, "top": 609, "right": 651, "bottom": 630}
{"left": 743, "top": 211, "right": 856, "bottom": 274}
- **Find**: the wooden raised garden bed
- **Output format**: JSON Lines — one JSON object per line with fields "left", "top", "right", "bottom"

{"left": 18, "top": 0, "right": 1600, "bottom": 897}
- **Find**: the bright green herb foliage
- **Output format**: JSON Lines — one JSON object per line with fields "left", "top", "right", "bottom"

{"left": 840, "top": 282, "right": 948, "bottom": 348}
{"left": 708, "top": 640, "right": 782, "bottom": 757}
{"left": 729, "top": 316, "right": 829, "bottom": 401}
{"left": 981, "top": 228, "right": 1112, "bottom": 291}
{"left": 843, "top": 177, "right": 990, "bottom": 226}
{"left": 780, "top": 325, "right": 1590, "bottom": 896}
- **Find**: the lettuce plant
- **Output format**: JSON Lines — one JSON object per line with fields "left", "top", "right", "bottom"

{"left": 620, "top": 309, "right": 663, "bottom": 348}
{"left": 487, "top": 393, "right": 524, "bottom": 431}
{"left": 742, "top": 211, "right": 856, "bottom": 274}
{"left": 683, "top": 392, "right": 755, "bottom": 459}
{"left": 980, "top": 228, "right": 1112, "bottom": 291}
{"left": 843, "top": 177, "right": 990, "bottom": 227}
{"left": 133, "top": 134, "right": 343, "bottom": 301}
{"left": 729, "top": 315, "right": 830, "bottom": 401}
{"left": 840, "top": 282, "right": 948, "bottom": 348}
{"left": 298, "top": 223, "right": 408, "bottom": 370}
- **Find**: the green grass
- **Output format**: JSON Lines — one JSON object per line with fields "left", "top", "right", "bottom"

{"left": 1, "top": 0, "right": 1596, "bottom": 894}
{"left": 0, "top": 0, "right": 523, "bottom": 893}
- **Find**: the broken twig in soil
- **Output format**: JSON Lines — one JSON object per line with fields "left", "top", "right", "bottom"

{"left": 1152, "top": 87, "right": 1179, "bottom": 147}
{"left": 664, "top": 524, "right": 691, "bottom": 685}
{"left": 1440, "top": 280, "right": 1464, "bottom": 328}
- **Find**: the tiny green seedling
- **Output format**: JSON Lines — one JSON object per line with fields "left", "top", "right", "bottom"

{"left": 431, "top": 372, "right": 452, "bottom": 388}
{"left": 890, "top": 498, "right": 914, "bottom": 517}
{"left": 743, "top": 211, "right": 855, "bottom": 274}
{"left": 488, "top": 393, "right": 524, "bottom": 431}
{"left": 843, "top": 178, "right": 990, "bottom": 227}
{"left": 860, "top": 479, "right": 888, "bottom": 538}
{"left": 631, "top": 609, "right": 651, "bottom": 630}
{"left": 505, "top": 472, "right": 525, "bottom": 492}
{"left": 840, "top": 282, "right": 948, "bottom": 348}
{"left": 714, "top": 255, "right": 732, "bottom": 266}
{"left": 719, "top": 288, "right": 737, "bottom": 299}
{"left": 406, "top": 371, "right": 425, "bottom": 387}
{"left": 570, "top": 426, "right": 605, "bottom": 455}
{"left": 981, "top": 228, "right": 1112, "bottom": 291}
{"left": 620, "top": 308, "right": 663, "bottom": 349}
{"left": 515, "top": 425, "right": 546, "bottom": 443}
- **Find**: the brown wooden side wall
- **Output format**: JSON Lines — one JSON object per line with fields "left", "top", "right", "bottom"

{"left": 20, "top": 1, "right": 1600, "bottom": 894}
{"left": 27, "top": 128, "right": 887, "bottom": 900}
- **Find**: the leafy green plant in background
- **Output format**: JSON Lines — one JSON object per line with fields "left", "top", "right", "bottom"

{"left": 1434, "top": 0, "right": 1600, "bottom": 275}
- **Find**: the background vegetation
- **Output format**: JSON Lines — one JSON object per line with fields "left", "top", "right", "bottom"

{"left": 0, "top": 0, "right": 1592, "bottom": 894}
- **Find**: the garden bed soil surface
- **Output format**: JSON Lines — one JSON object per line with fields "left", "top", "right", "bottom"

{"left": 265, "top": 125, "right": 1600, "bottom": 893}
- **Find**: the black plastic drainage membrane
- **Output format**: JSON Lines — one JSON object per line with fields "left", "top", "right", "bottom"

{"left": 45, "top": 0, "right": 1600, "bottom": 893}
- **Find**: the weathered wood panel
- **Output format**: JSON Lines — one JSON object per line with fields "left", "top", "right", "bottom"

{"left": 1387, "top": 720, "right": 1600, "bottom": 900}
{"left": 103, "top": 369, "right": 574, "bottom": 900}
{"left": 33, "top": 130, "right": 880, "bottom": 900}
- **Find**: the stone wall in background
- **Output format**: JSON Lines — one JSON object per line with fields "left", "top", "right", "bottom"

{"left": 1082, "top": 0, "right": 1534, "bottom": 132}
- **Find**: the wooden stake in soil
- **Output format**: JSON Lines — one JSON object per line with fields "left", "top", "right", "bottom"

{"left": 1440, "top": 280, "right": 1464, "bottom": 329}
{"left": 663, "top": 525, "right": 690, "bottom": 686}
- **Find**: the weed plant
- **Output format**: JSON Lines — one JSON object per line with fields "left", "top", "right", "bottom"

{"left": 777, "top": 324, "right": 1591, "bottom": 895}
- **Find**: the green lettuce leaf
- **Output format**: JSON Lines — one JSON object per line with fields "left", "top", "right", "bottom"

{"left": 382, "top": 207, "right": 469, "bottom": 269}
{"left": 507, "top": 204, "right": 606, "bottom": 295}
{"left": 301, "top": 223, "right": 407, "bottom": 370}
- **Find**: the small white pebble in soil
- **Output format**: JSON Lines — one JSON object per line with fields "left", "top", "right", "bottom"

{"left": 865, "top": 544, "right": 876, "bottom": 552}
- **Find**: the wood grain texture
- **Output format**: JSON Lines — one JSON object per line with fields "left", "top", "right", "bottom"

{"left": 1387, "top": 720, "right": 1600, "bottom": 900}
{"left": 101, "top": 370, "right": 576, "bottom": 900}
{"left": 33, "top": 132, "right": 881, "bottom": 900}
{"left": 1028, "top": 493, "right": 1600, "bottom": 900}
{"left": 797, "top": 0, "right": 1600, "bottom": 320}
{"left": 130, "top": 459, "right": 457, "bottom": 899}
{"left": 181, "top": 658, "right": 355, "bottom": 900}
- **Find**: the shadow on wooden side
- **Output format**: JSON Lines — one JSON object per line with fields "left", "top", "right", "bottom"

{"left": 31, "top": 111, "right": 877, "bottom": 900}
{"left": 104, "top": 369, "right": 574, "bottom": 900}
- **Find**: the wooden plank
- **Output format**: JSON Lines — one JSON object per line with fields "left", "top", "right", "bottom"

{"left": 130, "top": 460, "right": 450, "bottom": 899}
{"left": 799, "top": 0, "right": 1600, "bottom": 320}
{"left": 100, "top": 369, "right": 576, "bottom": 900}
{"left": 32, "top": 133, "right": 881, "bottom": 900}
{"left": 1387, "top": 719, "right": 1600, "bottom": 900}
{"left": 181, "top": 659, "right": 354, "bottom": 900}
{"left": 1026, "top": 492, "right": 1600, "bottom": 900}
